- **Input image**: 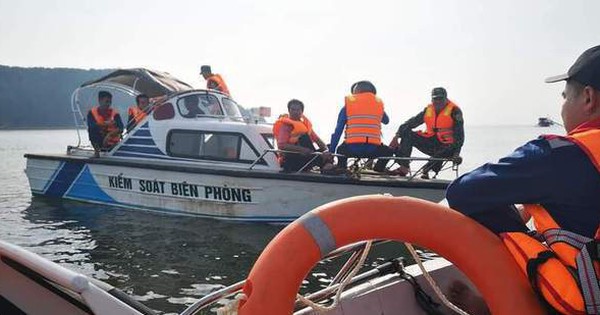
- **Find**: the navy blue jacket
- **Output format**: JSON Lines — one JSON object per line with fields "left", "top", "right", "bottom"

{"left": 446, "top": 135, "right": 600, "bottom": 238}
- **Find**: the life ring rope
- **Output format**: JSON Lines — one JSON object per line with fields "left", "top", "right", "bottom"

{"left": 238, "top": 196, "right": 546, "bottom": 315}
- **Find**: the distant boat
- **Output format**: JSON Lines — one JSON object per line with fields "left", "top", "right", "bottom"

{"left": 537, "top": 117, "right": 554, "bottom": 127}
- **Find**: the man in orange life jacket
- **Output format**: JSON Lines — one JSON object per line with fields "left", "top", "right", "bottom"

{"left": 329, "top": 81, "right": 395, "bottom": 172}
{"left": 446, "top": 46, "right": 600, "bottom": 315}
{"left": 391, "top": 87, "right": 464, "bottom": 179}
{"left": 127, "top": 94, "right": 149, "bottom": 131}
{"left": 274, "top": 99, "right": 337, "bottom": 173}
{"left": 87, "top": 91, "right": 124, "bottom": 157}
{"left": 200, "top": 65, "right": 230, "bottom": 96}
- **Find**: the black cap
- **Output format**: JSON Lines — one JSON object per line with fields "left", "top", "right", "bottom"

{"left": 200, "top": 65, "right": 212, "bottom": 74}
{"left": 351, "top": 80, "right": 377, "bottom": 95}
{"left": 431, "top": 87, "right": 447, "bottom": 99}
{"left": 545, "top": 45, "right": 600, "bottom": 90}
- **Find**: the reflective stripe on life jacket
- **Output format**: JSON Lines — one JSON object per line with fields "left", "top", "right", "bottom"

{"left": 90, "top": 107, "right": 121, "bottom": 148}
{"left": 344, "top": 93, "right": 383, "bottom": 145}
{"left": 207, "top": 74, "right": 230, "bottom": 96}
{"left": 502, "top": 128, "right": 600, "bottom": 315}
{"left": 417, "top": 101, "right": 458, "bottom": 144}
{"left": 127, "top": 106, "right": 147, "bottom": 128}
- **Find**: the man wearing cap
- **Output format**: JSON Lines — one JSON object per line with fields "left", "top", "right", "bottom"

{"left": 390, "top": 87, "right": 464, "bottom": 178}
{"left": 445, "top": 46, "right": 600, "bottom": 315}
{"left": 200, "top": 65, "right": 230, "bottom": 96}
{"left": 329, "top": 81, "right": 395, "bottom": 172}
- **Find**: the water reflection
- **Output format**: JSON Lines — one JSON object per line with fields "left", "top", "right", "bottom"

{"left": 21, "top": 197, "right": 282, "bottom": 314}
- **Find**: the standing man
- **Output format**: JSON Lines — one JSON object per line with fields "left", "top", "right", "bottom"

{"left": 273, "top": 99, "right": 338, "bottom": 173}
{"left": 446, "top": 46, "right": 600, "bottom": 315}
{"left": 87, "top": 91, "right": 124, "bottom": 157}
{"left": 392, "top": 87, "right": 464, "bottom": 178}
{"left": 127, "top": 94, "right": 150, "bottom": 131}
{"left": 329, "top": 81, "right": 394, "bottom": 173}
{"left": 200, "top": 65, "right": 230, "bottom": 96}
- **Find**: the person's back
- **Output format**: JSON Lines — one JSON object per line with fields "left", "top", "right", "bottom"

{"left": 330, "top": 81, "right": 393, "bottom": 173}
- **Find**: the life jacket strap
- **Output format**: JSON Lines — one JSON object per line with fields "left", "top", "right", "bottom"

{"left": 543, "top": 228, "right": 592, "bottom": 248}
{"left": 576, "top": 241, "right": 600, "bottom": 314}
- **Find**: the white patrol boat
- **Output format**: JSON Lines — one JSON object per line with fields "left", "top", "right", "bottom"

{"left": 24, "top": 69, "right": 453, "bottom": 222}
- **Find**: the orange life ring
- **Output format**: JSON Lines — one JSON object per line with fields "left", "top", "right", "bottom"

{"left": 238, "top": 195, "right": 545, "bottom": 315}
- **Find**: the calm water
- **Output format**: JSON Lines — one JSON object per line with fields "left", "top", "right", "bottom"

{"left": 0, "top": 125, "right": 564, "bottom": 314}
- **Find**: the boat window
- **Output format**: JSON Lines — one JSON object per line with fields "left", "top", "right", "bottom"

{"left": 168, "top": 130, "right": 244, "bottom": 161}
{"left": 153, "top": 102, "right": 175, "bottom": 120}
{"left": 261, "top": 133, "right": 275, "bottom": 149}
{"left": 176, "top": 94, "right": 223, "bottom": 118}
{"left": 239, "top": 140, "right": 259, "bottom": 160}
{"left": 221, "top": 98, "right": 243, "bottom": 117}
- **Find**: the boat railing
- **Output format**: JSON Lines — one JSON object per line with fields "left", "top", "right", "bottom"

{"left": 249, "top": 149, "right": 461, "bottom": 178}
{"left": 247, "top": 149, "right": 345, "bottom": 172}
{"left": 179, "top": 240, "right": 389, "bottom": 315}
{"left": 374, "top": 156, "right": 462, "bottom": 179}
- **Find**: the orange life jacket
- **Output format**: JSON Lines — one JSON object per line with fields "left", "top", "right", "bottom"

{"left": 207, "top": 74, "right": 230, "bottom": 96}
{"left": 272, "top": 114, "right": 314, "bottom": 165}
{"left": 417, "top": 101, "right": 458, "bottom": 144}
{"left": 344, "top": 93, "right": 383, "bottom": 145}
{"left": 273, "top": 114, "right": 313, "bottom": 145}
{"left": 90, "top": 106, "right": 121, "bottom": 148}
{"left": 502, "top": 128, "right": 600, "bottom": 315}
{"left": 127, "top": 106, "right": 147, "bottom": 128}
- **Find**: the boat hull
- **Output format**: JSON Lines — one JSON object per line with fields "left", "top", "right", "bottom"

{"left": 25, "top": 154, "right": 448, "bottom": 222}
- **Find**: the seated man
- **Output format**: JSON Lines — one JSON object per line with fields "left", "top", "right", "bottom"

{"left": 330, "top": 81, "right": 394, "bottom": 172}
{"left": 273, "top": 99, "right": 337, "bottom": 173}
{"left": 181, "top": 95, "right": 205, "bottom": 117}
{"left": 392, "top": 87, "right": 464, "bottom": 178}
{"left": 127, "top": 94, "right": 150, "bottom": 131}
{"left": 446, "top": 46, "right": 600, "bottom": 315}
{"left": 87, "top": 91, "right": 124, "bottom": 157}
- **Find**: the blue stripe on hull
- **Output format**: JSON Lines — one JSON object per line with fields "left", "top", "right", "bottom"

{"left": 44, "top": 162, "right": 85, "bottom": 197}
{"left": 124, "top": 138, "right": 156, "bottom": 146}
{"left": 65, "top": 166, "right": 115, "bottom": 203}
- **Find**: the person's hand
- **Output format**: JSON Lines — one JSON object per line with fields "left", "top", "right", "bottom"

{"left": 322, "top": 151, "right": 333, "bottom": 163}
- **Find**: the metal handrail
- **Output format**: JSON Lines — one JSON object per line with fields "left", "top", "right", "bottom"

{"left": 247, "top": 149, "right": 344, "bottom": 171}
{"left": 179, "top": 240, "right": 386, "bottom": 314}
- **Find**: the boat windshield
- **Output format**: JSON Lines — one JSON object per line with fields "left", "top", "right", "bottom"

{"left": 176, "top": 93, "right": 243, "bottom": 118}
{"left": 177, "top": 94, "right": 223, "bottom": 117}
{"left": 222, "top": 97, "right": 243, "bottom": 117}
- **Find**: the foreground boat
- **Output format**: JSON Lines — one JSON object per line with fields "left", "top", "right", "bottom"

{"left": 24, "top": 69, "right": 454, "bottom": 222}
{"left": 0, "top": 196, "right": 546, "bottom": 315}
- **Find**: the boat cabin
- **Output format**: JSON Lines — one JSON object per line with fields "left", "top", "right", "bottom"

{"left": 70, "top": 69, "right": 278, "bottom": 170}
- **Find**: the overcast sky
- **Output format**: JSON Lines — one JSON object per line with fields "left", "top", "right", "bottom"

{"left": 1, "top": 0, "right": 600, "bottom": 135}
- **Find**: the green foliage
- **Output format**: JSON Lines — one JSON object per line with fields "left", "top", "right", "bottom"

{"left": 0, "top": 65, "right": 112, "bottom": 129}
